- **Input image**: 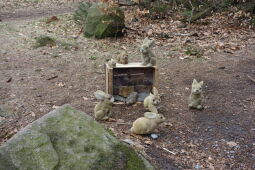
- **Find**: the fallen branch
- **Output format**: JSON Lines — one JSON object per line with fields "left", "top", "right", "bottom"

{"left": 116, "top": 122, "right": 131, "bottom": 125}
{"left": 162, "top": 147, "right": 177, "bottom": 155}
{"left": 247, "top": 74, "right": 255, "bottom": 83}
{"left": 118, "top": 3, "right": 136, "bottom": 7}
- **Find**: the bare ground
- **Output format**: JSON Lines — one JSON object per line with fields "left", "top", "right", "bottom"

{"left": 0, "top": 2, "right": 255, "bottom": 170}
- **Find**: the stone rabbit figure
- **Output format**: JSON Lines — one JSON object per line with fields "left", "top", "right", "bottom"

{"left": 144, "top": 87, "right": 161, "bottom": 113}
{"left": 107, "top": 59, "right": 116, "bottom": 68}
{"left": 140, "top": 37, "right": 156, "bottom": 66}
{"left": 116, "top": 51, "right": 128, "bottom": 64}
{"left": 131, "top": 112, "right": 165, "bottom": 135}
{"left": 188, "top": 79, "right": 204, "bottom": 110}
{"left": 94, "top": 90, "right": 114, "bottom": 120}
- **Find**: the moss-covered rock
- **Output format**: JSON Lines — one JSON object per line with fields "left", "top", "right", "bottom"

{"left": 73, "top": 2, "right": 93, "bottom": 24}
{"left": 0, "top": 105, "right": 154, "bottom": 170}
{"left": 83, "top": 3, "right": 125, "bottom": 39}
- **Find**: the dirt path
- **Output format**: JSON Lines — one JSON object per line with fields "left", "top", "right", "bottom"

{"left": 0, "top": 6, "right": 75, "bottom": 21}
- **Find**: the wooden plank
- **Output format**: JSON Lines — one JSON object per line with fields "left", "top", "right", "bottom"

{"left": 108, "top": 68, "right": 113, "bottom": 95}
{"left": 119, "top": 86, "right": 134, "bottom": 97}
{"left": 106, "top": 64, "right": 113, "bottom": 95}
{"left": 115, "top": 62, "right": 157, "bottom": 68}
{"left": 153, "top": 66, "right": 159, "bottom": 90}
{"left": 105, "top": 64, "right": 109, "bottom": 94}
{"left": 113, "top": 67, "right": 154, "bottom": 75}
{"left": 134, "top": 85, "right": 152, "bottom": 93}
{"left": 113, "top": 73, "right": 153, "bottom": 86}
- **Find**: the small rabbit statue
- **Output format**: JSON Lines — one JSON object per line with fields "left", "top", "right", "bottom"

{"left": 188, "top": 79, "right": 204, "bottom": 110}
{"left": 140, "top": 37, "right": 156, "bottom": 66}
{"left": 116, "top": 51, "right": 128, "bottom": 64}
{"left": 94, "top": 90, "right": 114, "bottom": 120}
{"left": 144, "top": 87, "right": 161, "bottom": 113}
{"left": 107, "top": 59, "right": 116, "bottom": 68}
{"left": 131, "top": 112, "right": 165, "bottom": 134}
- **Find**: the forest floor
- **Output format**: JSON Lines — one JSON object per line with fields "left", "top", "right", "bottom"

{"left": 0, "top": 0, "right": 255, "bottom": 169}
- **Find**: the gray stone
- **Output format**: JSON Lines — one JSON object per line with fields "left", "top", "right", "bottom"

{"left": 114, "top": 95, "right": 126, "bottom": 102}
{"left": 123, "top": 138, "right": 134, "bottom": 145}
{"left": 0, "top": 104, "right": 154, "bottom": 170}
{"left": 150, "top": 134, "right": 159, "bottom": 140}
{"left": 137, "top": 92, "right": 150, "bottom": 102}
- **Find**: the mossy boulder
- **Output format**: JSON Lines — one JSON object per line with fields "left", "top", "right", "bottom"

{"left": 0, "top": 105, "right": 154, "bottom": 170}
{"left": 73, "top": 2, "right": 93, "bottom": 24}
{"left": 83, "top": 3, "right": 125, "bottom": 39}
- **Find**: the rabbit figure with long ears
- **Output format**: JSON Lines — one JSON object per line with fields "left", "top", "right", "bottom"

{"left": 140, "top": 37, "right": 156, "bottom": 67}
{"left": 188, "top": 79, "right": 204, "bottom": 110}
{"left": 116, "top": 51, "right": 128, "bottom": 64}
{"left": 131, "top": 112, "right": 165, "bottom": 135}
{"left": 144, "top": 87, "right": 161, "bottom": 114}
{"left": 94, "top": 90, "right": 114, "bottom": 120}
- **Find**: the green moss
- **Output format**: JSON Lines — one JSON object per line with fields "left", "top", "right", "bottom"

{"left": 0, "top": 23, "right": 17, "bottom": 32}
{"left": 34, "top": 35, "right": 56, "bottom": 48}
{"left": 59, "top": 41, "right": 74, "bottom": 50}
{"left": 74, "top": 2, "right": 93, "bottom": 24}
{"left": 1, "top": 105, "right": 153, "bottom": 170}
{"left": 106, "top": 128, "right": 116, "bottom": 137}
{"left": 114, "top": 143, "right": 147, "bottom": 170}
{"left": 185, "top": 45, "right": 203, "bottom": 57}
{"left": 84, "top": 3, "right": 125, "bottom": 39}
{"left": 91, "top": 142, "right": 150, "bottom": 170}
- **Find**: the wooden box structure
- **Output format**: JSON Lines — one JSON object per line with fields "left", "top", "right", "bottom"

{"left": 105, "top": 63, "right": 159, "bottom": 102}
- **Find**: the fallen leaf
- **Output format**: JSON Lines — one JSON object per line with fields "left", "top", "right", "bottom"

{"left": 52, "top": 105, "right": 60, "bottom": 109}
{"left": 227, "top": 141, "right": 238, "bottom": 147}
{"left": 144, "top": 140, "right": 152, "bottom": 145}
{"left": 6, "top": 77, "right": 12, "bottom": 83}
{"left": 46, "top": 16, "right": 58, "bottom": 24}
{"left": 83, "top": 97, "right": 89, "bottom": 100}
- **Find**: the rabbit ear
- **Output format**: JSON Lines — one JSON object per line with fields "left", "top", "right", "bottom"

{"left": 144, "top": 112, "right": 157, "bottom": 119}
{"left": 143, "top": 37, "right": 149, "bottom": 42}
{"left": 199, "top": 81, "right": 204, "bottom": 86}
{"left": 192, "top": 79, "right": 198, "bottom": 85}
{"left": 152, "top": 87, "right": 159, "bottom": 95}
{"left": 94, "top": 90, "right": 106, "bottom": 100}
{"left": 148, "top": 39, "right": 155, "bottom": 47}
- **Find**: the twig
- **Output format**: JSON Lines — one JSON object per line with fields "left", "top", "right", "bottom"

{"left": 116, "top": 122, "right": 131, "bottom": 125}
{"left": 247, "top": 74, "right": 255, "bottom": 83}
{"left": 170, "top": 33, "right": 191, "bottom": 36}
{"left": 118, "top": 3, "right": 136, "bottom": 7}
{"left": 162, "top": 147, "right": 177, "bottom": 155}
{"left": 47, "top": 75, "right": 58, "bottom": 80}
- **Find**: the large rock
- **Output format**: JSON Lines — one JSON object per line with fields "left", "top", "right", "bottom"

{"left": 83, "top": 3, "right": 125, "bottom": 39}
{"left": 0, "top": 105, "right": 154, "bottom": 170}
{"left": 73, "top": 2, "right": 93, "bottom": 24}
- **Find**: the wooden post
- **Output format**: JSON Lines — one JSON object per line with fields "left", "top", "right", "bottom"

{"left": 105, "top": 64, "right": 113, "bottom": 95}
{"left": 153, "top": 66, "right": 159, "bottom": 90}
